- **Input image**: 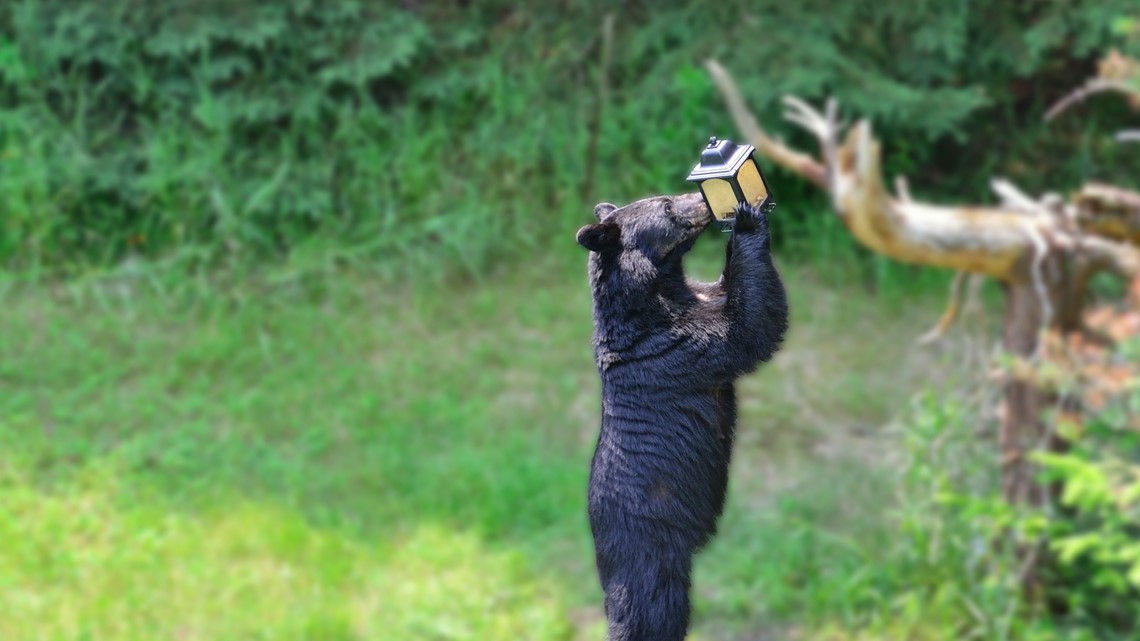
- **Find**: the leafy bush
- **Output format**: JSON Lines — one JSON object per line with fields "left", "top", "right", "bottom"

{"left": 919, "top": 327, "right": 1140, "bottom": 639}
{"left": 0, "top": 1, "right": 1136, "bottom": 276}
{"left": 1029, "top": 337, "right": 1140, "bottom": 632}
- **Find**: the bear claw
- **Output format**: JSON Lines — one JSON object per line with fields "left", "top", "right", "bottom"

{"left": 731, "top": 202, "right": 767, "bottom": 235}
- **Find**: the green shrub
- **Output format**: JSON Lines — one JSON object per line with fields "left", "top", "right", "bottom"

{"left": 0, "top": 1, "right": 1136, "bottom": 277}
{"left": 1029, "top": 341, "right": 1140, "bottom": 633}
{"left": 922, "top": 335, "right": 1140, "bottom": 639}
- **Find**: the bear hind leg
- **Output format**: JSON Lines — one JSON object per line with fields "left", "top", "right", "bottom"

{"left": 597, "top": 544, "right": 693, "bottom": 641}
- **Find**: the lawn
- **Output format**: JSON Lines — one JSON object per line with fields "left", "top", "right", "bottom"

{"left": 0, "top": 237, "right": 988, "bottom": 641}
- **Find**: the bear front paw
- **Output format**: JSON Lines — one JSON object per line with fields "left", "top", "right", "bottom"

{"left": 731, "top": 202, "right": 768, "bottom": 235}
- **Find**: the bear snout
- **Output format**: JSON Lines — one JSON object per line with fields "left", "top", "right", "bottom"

{"left": 672, "top": 192, "right": 713, "bottom": 227}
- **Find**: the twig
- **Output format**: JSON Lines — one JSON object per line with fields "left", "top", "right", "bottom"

{"left": 704, "top": 59, "right": 829, "bottom": 189}
{"left": 1044, "top": 79, "right": 1138, "bottom": 122}
{"left": 1117, "top": 130, "right": 1140, "bottom": 143}
{"left": 782, "top": 95, "right": 841, "bottom": 195}
{"left": 1020, "top": 221, "right": 1054, "bottom": 360}
{"left": 917, "top": 270, "right": 966, "bottom": 345}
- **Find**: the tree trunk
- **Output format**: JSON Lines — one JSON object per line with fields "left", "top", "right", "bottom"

{"left": 1000, "top": 278, "right": 1051, "bottom": 507}
{"left": 1000, "top": 253, "right": 1087, "bottom": 594}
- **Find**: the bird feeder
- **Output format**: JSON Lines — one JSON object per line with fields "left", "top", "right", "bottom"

{"left": 686, "top": 136, "right": 775, "bottom": 232}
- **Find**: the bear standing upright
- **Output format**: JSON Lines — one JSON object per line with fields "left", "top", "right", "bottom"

{"left": 577, "top": 192, "right": 788, "bottom": 641}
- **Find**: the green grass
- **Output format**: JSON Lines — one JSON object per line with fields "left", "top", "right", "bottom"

{"left": 0, "top": 237, "right": 993, "bottom": 641}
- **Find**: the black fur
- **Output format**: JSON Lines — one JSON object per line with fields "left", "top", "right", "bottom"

{"left": 577, "top": 194, "right": 789, "bottom": 641}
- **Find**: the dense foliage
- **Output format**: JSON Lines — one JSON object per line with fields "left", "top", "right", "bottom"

{"left": 2, "top": 5, "right": 1140, "bottom": 639}
{"left": 1, "top": 1, "right": 1138, "bottom": 275}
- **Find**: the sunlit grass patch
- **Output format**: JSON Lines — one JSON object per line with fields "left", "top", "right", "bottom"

{"left": 364, "top": 526, "right": 575, "bottom": 641}
{"left": 0, "top": 456, "right": 576, "bottom": 641}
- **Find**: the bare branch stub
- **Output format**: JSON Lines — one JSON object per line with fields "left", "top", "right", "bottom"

{"left": 991, "top": 178, "right": 1052, "bottom": 217}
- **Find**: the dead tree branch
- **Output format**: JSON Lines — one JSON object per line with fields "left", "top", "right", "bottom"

{"left": 703, "top": 57, "right": 1140, "bottom": 548}
{"left": 704, "top": 58, "right": 1140, "bottom": 286}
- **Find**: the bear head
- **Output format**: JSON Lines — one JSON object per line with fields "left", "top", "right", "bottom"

{"left": 576, "top": 192, "right": 713, "bottom": 286}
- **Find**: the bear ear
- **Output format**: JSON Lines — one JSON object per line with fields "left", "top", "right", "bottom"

{"left": 593, "top": 202, "right": 617, "bottom": 221}
{"left": 576, "top": 222, "right": 620, "bottom": 253}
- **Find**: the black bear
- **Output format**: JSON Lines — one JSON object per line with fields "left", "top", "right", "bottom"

{"left": 576, "top": 192, "right": 788, "bottom": 641}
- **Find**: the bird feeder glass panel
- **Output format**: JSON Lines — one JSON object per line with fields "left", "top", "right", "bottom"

{"left": 736, "top": 158, "right": 768, "bottom": 206}
{"left": 699, "top": 178, "right": 739, "bottom": 223}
